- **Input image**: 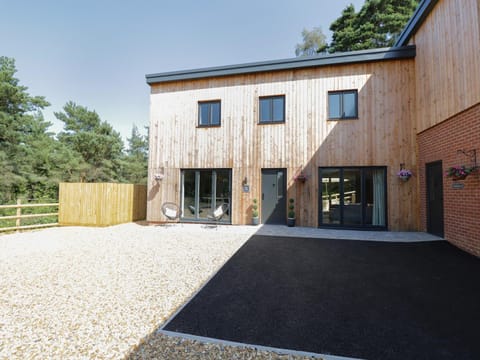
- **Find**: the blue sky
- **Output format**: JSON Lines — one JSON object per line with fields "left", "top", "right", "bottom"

{"left": 1, "top": 0, "right": 365, "bottom": 143}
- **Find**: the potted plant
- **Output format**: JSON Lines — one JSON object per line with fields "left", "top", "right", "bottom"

{"left": 287, "top": 198, "right": 295, "bottom": 227}
{"left": 445, "top": 165, "right": 477, "bottom": 180}
{"left": 397, "top": 169, "right": 412, "bottom": 181}
{"left": 252, "top": 198, "right": 259, "bottom": 225}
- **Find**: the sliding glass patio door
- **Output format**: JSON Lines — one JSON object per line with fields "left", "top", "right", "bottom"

{"left": 319, "top": 167, "right": 386, "bottom": 228}
{"left": 181, "top": 169, "right": 231, "bottom": 223}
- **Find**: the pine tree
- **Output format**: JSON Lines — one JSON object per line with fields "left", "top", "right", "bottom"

{"left": 0, "top": 56, "right": 144, "bottom": 202}
{"left": 56, "top": 102, "right": 124, "bottom": 182}
{"left": 329, "top": 5, "right": 359, "bottom": 53}
{"left": 329, "top": 0, "right": 420, "bottom": 53}
{"left": 118, "top": 125, "right": 148, "bottom": 184}
{"left": 0, "top": 56, "right": 51, "bottom": 201}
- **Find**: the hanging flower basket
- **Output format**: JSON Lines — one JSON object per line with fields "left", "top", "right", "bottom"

{"left": 445, "top": 165, "right": 477, "bottom": 181}
{"left": 294, "top": 172, "right": 308, "bottom": 183}
{"left": 397, "top": 169, "right": 412, "bottom": 182}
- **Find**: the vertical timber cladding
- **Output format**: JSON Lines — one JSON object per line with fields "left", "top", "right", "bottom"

{"left": 413, "top": 0, "right": 480, "bottom": 133}
{"left": 148, "top": 60, "right": 418, "bottom": 230}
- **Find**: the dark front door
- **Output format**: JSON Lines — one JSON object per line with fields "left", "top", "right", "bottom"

{"left": 261, "top": 169, "right": 286, "bottom": 224}
{"left": 426, "top": 161, "right": 444, "bottom": 237}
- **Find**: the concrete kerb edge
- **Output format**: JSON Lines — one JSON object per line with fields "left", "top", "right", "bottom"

{"left": 159, "top": 330, "right": 363, "bottom": 360}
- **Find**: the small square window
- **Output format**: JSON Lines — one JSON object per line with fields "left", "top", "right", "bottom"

{"left": 259, "top": 95, "right": 285, "bottom": 123}
{"left": 328, "top": 90, "right": 358, "bottom": 119}
{"left": 198, "top": 101, "right": 221, "bottom": 126}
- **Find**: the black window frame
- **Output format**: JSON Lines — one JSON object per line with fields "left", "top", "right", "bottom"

{"left": 198, "top": 100, "right": 221, "bottom": 127}
{"left": 180, "top": 168, "right": 232, "bottom": 224}
{"left": 259, "top": 95, "right": 285, "bottom": 124}
{"left": 318, "top": 166, "right": 387, "bottom": 230}
{"left": 328, "top": 90, "right": 358, "bottom": 120}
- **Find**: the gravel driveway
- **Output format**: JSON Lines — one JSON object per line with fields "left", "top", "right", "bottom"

{"left": 0, "top": 223, "right": 317, "bottom": 359}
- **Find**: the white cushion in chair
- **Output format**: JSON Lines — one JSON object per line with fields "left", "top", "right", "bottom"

{"left": 213, "top": 207, "right": 223, "bottom": 218}
{"left": 165, "top": 208, "right": 177, "bottom": 219}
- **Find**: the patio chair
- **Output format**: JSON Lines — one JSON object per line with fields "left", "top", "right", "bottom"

{"left": 161, "top": 202, "right": 180, "bottom": 221}
{"left": 188, "top": 205, "right": 203, "bottom": 215}
{"left": 207, "top": 203, "right": 229, "bottom": 226}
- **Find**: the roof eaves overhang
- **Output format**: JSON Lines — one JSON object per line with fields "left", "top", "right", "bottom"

{"left": 146, "top": 45, "right": 416, "bottom": 85}
{"left": 394, "top": 0, "right": 440, "bottom": 47}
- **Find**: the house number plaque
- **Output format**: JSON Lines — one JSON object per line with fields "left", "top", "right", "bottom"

{"left": 451, "top": 183, "right": 465, "bottom": 190}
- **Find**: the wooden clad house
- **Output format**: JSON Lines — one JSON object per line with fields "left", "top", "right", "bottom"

{"left": 146, "top": 0, "right": 480, "bottom": 256}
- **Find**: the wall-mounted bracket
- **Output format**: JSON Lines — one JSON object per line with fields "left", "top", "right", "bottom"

{"left": 457, "top": 149, "right": 477, "bottom": 167}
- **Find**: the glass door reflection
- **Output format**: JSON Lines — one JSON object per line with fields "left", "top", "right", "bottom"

{"left": 320, "top": 167, "right": 386, "bottom": 228}
{"left": 181, "top": 169, "right": 231, "bottom": 223}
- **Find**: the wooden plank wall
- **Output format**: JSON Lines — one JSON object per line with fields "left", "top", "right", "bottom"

{"left": 59, "top": 183, "right": 147, "bottom": 226}
{"left": 413, "top": 0, "right": 480, "bottom": 133}
{"left": 148, "top": 59, "right": 418, "bottom": 230}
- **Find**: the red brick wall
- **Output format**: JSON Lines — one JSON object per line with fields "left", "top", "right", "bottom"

{"left": 417, "top": 103, "right": 480, "bottom": 257}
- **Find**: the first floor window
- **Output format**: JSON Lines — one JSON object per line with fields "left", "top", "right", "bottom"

{"left": 181, "top": 169, "right": 231, "bottom": 223}
{"left": 259, "top": 95, "right": 285, "bottom": 123}
{"left": 328, "top": 90, "right": 358, "bottom": 119}
{"left": 198, "top": 100, "right": 221, "bottom": 126}
{"left": 319, "top": 167, "right": 386, "bottom": 228}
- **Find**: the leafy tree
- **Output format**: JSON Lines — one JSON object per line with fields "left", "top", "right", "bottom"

{"left": 329, "top": 0, "right": 420, "bottom": 53}
{"left": 295, "top": 27, "right": 327, "bottom": 56}
{"left": 56, "top": 102, "right": 125, "bottom": 182}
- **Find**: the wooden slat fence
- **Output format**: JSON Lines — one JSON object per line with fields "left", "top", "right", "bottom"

{"left": 59, "top": 183, "right": 147, "bottom": 226}
{"left": 0, "top": 200, "right": 59, "bottom": 232}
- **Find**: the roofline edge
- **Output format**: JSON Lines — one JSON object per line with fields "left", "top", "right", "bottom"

{"left": 394, "top": 0, "right": 440, "bottom": 47}
{"left": 146, "top": 45, "right": 416, "bottom": 85}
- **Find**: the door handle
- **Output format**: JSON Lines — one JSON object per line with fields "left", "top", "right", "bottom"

{"left": 262, "top": 193, "right": 264, "bottom": 200}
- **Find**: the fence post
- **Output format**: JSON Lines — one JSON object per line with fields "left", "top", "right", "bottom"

{"left": 16, "top": 199, "right": 21, "bottom": 230}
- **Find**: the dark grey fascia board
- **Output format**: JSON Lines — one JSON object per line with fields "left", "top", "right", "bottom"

{"left": 394, "top": 0, "right": 439, "bottom": 47}
{"left": 146, "top": 45, "right": 416, "bottom": 84}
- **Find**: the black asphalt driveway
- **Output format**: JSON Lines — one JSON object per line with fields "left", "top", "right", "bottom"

{"left": 163, "top": 235, "right": 480, "bottom": 359}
